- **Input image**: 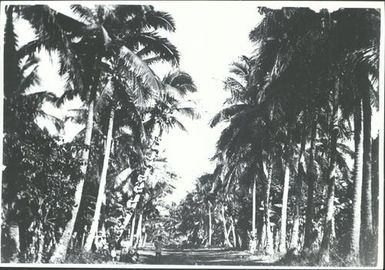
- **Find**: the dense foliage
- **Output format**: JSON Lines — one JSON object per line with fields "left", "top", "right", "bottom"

{"left": 2, "top": 4, "right": 196, "bottom": 264}
{"left": 168, "top": 7, "right": 380, "bottom": 267}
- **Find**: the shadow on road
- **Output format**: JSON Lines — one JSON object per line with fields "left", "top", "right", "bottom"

{"left": 137, "top": 247, "right": 277, "bottom": 266}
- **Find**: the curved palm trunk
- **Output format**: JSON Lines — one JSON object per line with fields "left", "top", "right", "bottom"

{"left": 348, "top": 101, "right": 364, "bottom": 264}
{"left": 50, "top": 99, "right": 95, "bottom": 263}
{"left": 361, "top": 87, "right": 374, "bottom": 265}
{"left": 84, "top": 108, "right": 115, "bottom": 252}
{"left": 279, "top": 162, "right": 290, "bottom": 254}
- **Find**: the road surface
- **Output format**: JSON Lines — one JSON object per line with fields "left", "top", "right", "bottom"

{"left": 133, "top": 247, "right": 278, "bottom": 266}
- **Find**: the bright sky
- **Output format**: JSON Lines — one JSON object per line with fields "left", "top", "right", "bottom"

{"left": 6, "top": 1, "right": 384, "bottom": 204}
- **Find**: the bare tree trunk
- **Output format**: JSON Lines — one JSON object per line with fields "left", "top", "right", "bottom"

{"left": 348, "top": 101, "right": 364, "bottom": 265}
{"left": 129, "top": 214, "right": 137, "bottom": 248}
{"left": 141, "top": 232, "right": 147, "bottom": 248}
{"left": 50, "top": 99, "right": 95, "bottom": 263}
{"left": 35, "top": 222, "right": 45, "bottom": 263}
{"left": 84, "top": 108, "right": 115, "bottom": 252}
{"left": 135, "top": 214, "right": 143, "bottom": 248}
{"left": 279, "top": 163, "right": 290, "bottom": 254}
{"left": 230, "top": 217, "right": 237, "bottom": 248}
{"left": 303, "top": 120, "right": 317, "bottom": 254}
{"left": 8, "top": 222, "right": 20, "bottom": 263}
{"left": 361, "top": 87, "right": 374, "bottom": 265}
{"left": 319, "top": 84, "right": 339, "bottom": 263}
{"left": 250, "top": 177, "right": 257, "bottom": 253}
{"left": 221, "top": 205, "right": 232, "bottom": 247}
{"left": 208, "top": 203, "right": 212, "bottom": 247}
{"left": 319, "top": 128, "right": 338, "bottom": 263}
{"left": 263, "top": 160, "right": 274, "bottom": 255}
{"left": 290, "top": 135, "right": 305, "bottom": 254}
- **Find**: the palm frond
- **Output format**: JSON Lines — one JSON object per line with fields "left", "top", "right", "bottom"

{"left": 145, "top": 10, "right": 176, "bottom": 32}
{"left": 163, "top": 70, "right": 197, "bottom": 96}
{"left": 174, "top": 107, "right": 200, "bottom": 120}
{"left": 119, "top": 46, "right": 162, "bottom": 93}
{"left": 70, "top": 4, "right": 95, "bottom": 23}
{"left": 134, "top": 32, "right": 180, "bottom": 65}
{"left": 210, "top": 104, "right": 250, "bottom": 127}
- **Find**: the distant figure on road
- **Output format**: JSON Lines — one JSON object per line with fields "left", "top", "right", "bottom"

{"left": 154, "top": 235, "right": 163, "bottom": 263}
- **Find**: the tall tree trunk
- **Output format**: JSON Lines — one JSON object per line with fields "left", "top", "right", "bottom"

{"left": 50, "top": 98, "right": 95, "bottom": 263}
{"left": 135, "top": 213, "right": 143, "bottom": 248}
{"left": 141, "top": 232, "right": 147, "bottom": 248}
{"left": 208, "top": 203, "right": 212, "bottom": 247}
{"left": 230, "top": 217, "right": 237, "bottom": 248}
{"left": 319, "top": 84, "right": 340, "bottom": 263}
{"left": 319, "top": 127, "right": 338, "bottom": 263}
{"left": 263, "top": 160, "right": 274, "bottom": 255}
{"left": 84, "top": 107, "right": 115, "bottom": 252}
{"left": 250, "top": 177, "right": 257, "bottom": 252}
{"left": 129, "top": 214, "right": 137, "bottom": 248}
{"left": 8, "top": 222, "right": 20, "bottom": 263}
{"left": 279, "top": 163, "right": 290, "bottom": 254}
{"left": 348, "top": 101, "right": 364, "bottom": 265}
{"left": 221, "top": 205, "right": 232, "bottom": 247}
{"left": 121, "top": 176, "right": 146, "bottom": 233}
{"left": 290, "top": 135, "right": 305, "bottom": 254}
{"left": 303, "top": 120, "right": 317, "bottom": 253}
{"left": 35, "top": 221, "right": 44, "bottom": 263}
{"left": 361, "top": 86, "right": 374, "bottom": 265}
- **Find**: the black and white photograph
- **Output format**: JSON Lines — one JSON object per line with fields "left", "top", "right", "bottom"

{"left": 0, "top": 0, "right": 383, "bottom": 268}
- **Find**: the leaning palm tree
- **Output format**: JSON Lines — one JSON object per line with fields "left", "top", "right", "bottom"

{"left": 116, "top": 70, "right": 198, "bottom": 242}
{"left": 64, "top": 5, "right": 180, "bottom": 253}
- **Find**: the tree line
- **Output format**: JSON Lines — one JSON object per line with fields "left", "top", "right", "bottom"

{"left": 168, "top": 7, "right": 380, "bottom": 267}
{"left": 2, "top": 4, "right": 197, "bottom": 263}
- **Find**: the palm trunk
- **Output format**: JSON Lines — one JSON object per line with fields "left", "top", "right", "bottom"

{"left": 263, "top": 160, "right": 274, "bottom": 255}
{"left": 122, "top": 194, "right": 141, "bottom": 229}
{"left": 319, "top": 85, "right": 340, "bottom": 263}
{"left": 230, "top": 217, "right": 237, "bottom": 248}
{"left": 279, "top": 162, "right": 290, "bottom": 254}
{"left": 348, "top": 101, "right": 364, "bottom": 264}
{"left": 290, "top": 188, "right": 300, "bottom": 253}
{"left": 290, "top": 135, "right": 305, "bottom": 254}
{"left": 35, "top": 222, "right": 44, "bottom": 263}
{"left": 303, "top": 120, "right": 317, "bottom": 253}
{"left": 141, "top": 232, "right": 147, "bottom": 248}
{"left": 208, "top": 203, "right": 212, "bottom": 247}
{"left": 250, "top": 177, "right": 257, "bottom": 252}
{"left": 361, "top": 87, "right": 374, "bottom": 265}
{"left": 8, "top": 222, "right": 20, "bottom": 263}
{"left": 50, "top": 99, "right": 95, "bottom": 263}
{"left": 81, "top": 226, "right": 86, "bottom": 249}
{"left": 129, "top": 214, "right": 137, "bottom": 248}
{"left": 319, "top": 128, "right": 338, "bottom": 263}
{"left": 221, "top": 205, "right": 232, "bottom": 247}
{"left": 84, "top": 107, "right": 115, "bottom": 252}
{"left": 135, "top": 214, "right": 143, "bottom": 248}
